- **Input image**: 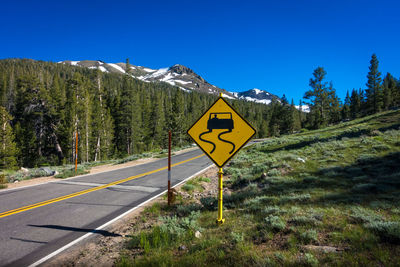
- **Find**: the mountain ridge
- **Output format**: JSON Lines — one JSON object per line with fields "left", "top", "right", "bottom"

{"left": 58, "top": 60, "right": 279, "bottom": 104}
{"left": 59, "top": 60, "right": 309, "bottom": 111}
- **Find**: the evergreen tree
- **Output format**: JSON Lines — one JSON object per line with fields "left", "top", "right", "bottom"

{"left": 327, "top": 82, "right": 341, "bottom": 124}
{"left": 291, "top": 98, "right": 301, "bottom": 132}
{"left": 382, "top": 73, "right": 396, "bottom": 110}
{"left": 126, "top": 58, "right": 132, "bottom": 74}
{"left": 268, "top": 99, "right": 281, "bottom": 136}
{"left": 395, "top": 77, "right": 400, "bottom": 107}
{"left": 0, "top": 74, "right": 6, "bottom": 107}
{"left": 304, "top": 67, "right": 329, "bottom": 129}
{"left": 171, "top": 89, "right": 185, "bottom": 146}
{"left": 350, "top": 89, "right": 361, "bottom": 119}
{"left": 298, "top": 100, "right": 305, "bottom": 127}
{"left": 342, "top": 90, "right": 351, "bottom": 120}
{"left": 115, "top": 76, "right": 135, "bottom": 155}
{"left": 365, "top": 54, "right": 383, "bottom": 114}
{"left": 279, "top": 94, "right": 294, "bottom": 134}
{"left": 0, "top": 107, "right": 17, "bottom": 169}
{"left": 149, "top": 92, "right": 165, "bottom": 150}
{"left": 14, "top": 76, "right": 46, "bottom": 166}
{"left": 304, "top": 67, "right": 341, "bottom": 128}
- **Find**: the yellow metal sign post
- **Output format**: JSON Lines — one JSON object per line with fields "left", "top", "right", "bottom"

{"left": 187, "top": 93, "right": 256, "bottom": 224}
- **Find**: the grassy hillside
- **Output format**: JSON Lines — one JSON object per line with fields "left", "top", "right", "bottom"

{"left": 118, "top": 110, "right": 400, "bottom": 266}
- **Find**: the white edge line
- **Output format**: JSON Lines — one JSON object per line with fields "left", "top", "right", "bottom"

{"left": 1, "top": 148, "right": 200, "bottom": 193}
{"left": 28, "top": 164, "right": 214, "bottom": 267}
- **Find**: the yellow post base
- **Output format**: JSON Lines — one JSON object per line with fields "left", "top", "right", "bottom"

{"left": 216, "top": 168, "right": 224, "bottom": 225}
{"left": 216, "top": 218, "right": 225, "bottom": 224}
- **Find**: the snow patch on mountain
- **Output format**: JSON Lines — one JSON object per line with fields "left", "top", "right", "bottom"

{"left": 233, "top": 88, "right": 278, "bottom": 105}
{"left": 253, "top": 88, "right": 263, "bottom": 95}
{"left": 142, "top": 67, "right": 155, "bottom": 72}
{"left": 147, "top": 68, "right": 169, "bottom": 78}
{"left": 99, "top": 66, "right": 108, "bottom": 72}
{"left": 108, "top": 63, "right": 125, "bottom": 73}
{"left": 173, "top": 80, "right": 191, "bottom": 85}
{"left": 243, "top": 96, "right": 272, "bottom": 104}
{"left": 222, "top": 93, "right": 235, "bottom": 99}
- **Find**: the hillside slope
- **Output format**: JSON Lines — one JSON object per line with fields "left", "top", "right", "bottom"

{"left": 112, "top": 110, "right": 400, "bottom": 266}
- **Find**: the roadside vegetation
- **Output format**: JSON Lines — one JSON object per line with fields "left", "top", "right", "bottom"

{"left": 0, "top": 145, "right": 192, "bottom": 186}
{"left": 117, "top": 110, "right": 400, "bottom": 266}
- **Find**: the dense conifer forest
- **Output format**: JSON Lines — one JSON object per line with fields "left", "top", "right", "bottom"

{"left": 0, "top": 54, "right": 399, "bottom": 169}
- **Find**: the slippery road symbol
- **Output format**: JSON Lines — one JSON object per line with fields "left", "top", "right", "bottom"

{"left": 187, "top": 96, "right": 256, "bottom": 168}
{"left": 198, "top": 112, "right": 236, "bottom": 154}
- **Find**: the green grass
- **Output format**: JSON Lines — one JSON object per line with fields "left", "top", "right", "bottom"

{"left": 113, "top": 110, "right": 400, "bottom": 265}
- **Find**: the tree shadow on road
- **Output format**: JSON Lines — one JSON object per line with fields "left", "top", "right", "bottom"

{"left": 27, "top": 224, "right": 130, "bottom": 237}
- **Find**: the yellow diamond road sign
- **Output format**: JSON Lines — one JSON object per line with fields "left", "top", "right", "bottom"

{"left": 187, "top": 96, "right": 256, "bottom": 167}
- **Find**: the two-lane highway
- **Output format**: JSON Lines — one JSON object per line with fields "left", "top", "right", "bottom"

{"left": 0, "top": 148, "right": 212, "bottom": 266}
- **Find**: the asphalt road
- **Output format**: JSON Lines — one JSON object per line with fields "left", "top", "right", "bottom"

{"left": 0, "top": 148, "right": 212, "bottom": 266}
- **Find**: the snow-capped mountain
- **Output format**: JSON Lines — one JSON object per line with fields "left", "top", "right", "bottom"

{"left": 59, "top": 60, "right": 308, "bottom": 112}
{"left": 60, "top": 60, "right": 235, "bottom": 98}
{"left": 232, "top": 88, "right": 280, "bottom": 105}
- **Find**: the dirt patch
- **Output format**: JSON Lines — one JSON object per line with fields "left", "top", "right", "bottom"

{"left": 44, "top": 165, "right": 218, "bottom": 266}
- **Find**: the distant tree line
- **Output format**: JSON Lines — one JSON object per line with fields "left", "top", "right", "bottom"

{"left": 0, "top": 54, "right": 398, "bottom": 169}
{"left": 302, "top": 54, "right": 400, "bottom": 129}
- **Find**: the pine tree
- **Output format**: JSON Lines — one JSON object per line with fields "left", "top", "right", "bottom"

{"left": 304, "top": 67, "right": 329, "bottom": 129}
{"left": 64, "top": 73, "right": 93, "bottom": 163}
{"left": 291, "top": 98, "right": 301, "bottom": 132}
{"left": 0, "top": 74, "right": 7, "bottom": 107}
{"left": 350, "top": 89, "right": 360, "bottom": 119}
{"left": 382, "top": 73, "right": 396, "bottom": 110}
{"left": 0, "top": 107, "right": 18, "bottom": 169}
{"left": 342, "top": 90, "right": 351, "bottom": 120}
{"left": 92, "top": 71, "right": 114, "bottom": 161}
{"left": 126, "top": 58, "right": 132, "bottom": 74}
{"left": 365, "top": 54, "right": 383, "bottom": 114}
{"left": 141, "top": 90, "right": 152, "bottom": 150}
{"left": 171, "top": 89, "right": 185, "bottom": 146}
{"left": 14, "top": 76, "right": 44, "bottom": 166}
{"left": 116, "top": 76, "right": 134, "bottom": 155}
{"left": 395, "top": 77, "right": 400, "bottom": 108}
{"left": 150, "top": 92, "right": 166, "bottom": 150}
{"left": 298, "top": 100, "right": 305, "bottom": 127}
{"left": 268, "top": 99, "right": 281, "bottom": 136}
{"left": 327, "top": 82, "right": 341, "bottom": 124}
{"left": 279, "top": 94, "right": 294, "bottom": 134}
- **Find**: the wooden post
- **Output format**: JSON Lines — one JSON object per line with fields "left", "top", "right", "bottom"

{"left": 75, "top": 131, "right": 78, "bottom": 172}
{"left": 168, "top": 130, "right": 171, "bottom": 205}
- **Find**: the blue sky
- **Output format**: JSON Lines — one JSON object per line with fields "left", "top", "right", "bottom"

{"left": 1, "top": 0, "right": 399, "bottom": 103}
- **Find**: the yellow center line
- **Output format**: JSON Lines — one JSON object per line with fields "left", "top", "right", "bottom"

{"left": 0, "top": 154, "right": 205, "bottom": 218}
